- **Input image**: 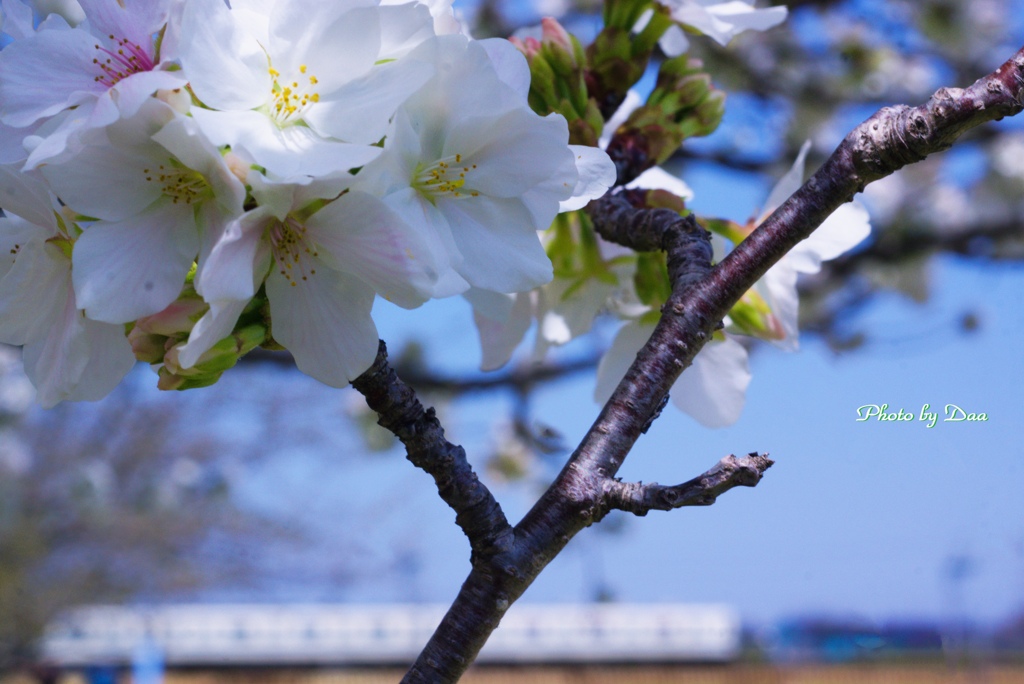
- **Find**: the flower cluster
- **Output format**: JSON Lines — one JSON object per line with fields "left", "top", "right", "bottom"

{"left": 0, "top": 0, "right": 615, "bottom": 405}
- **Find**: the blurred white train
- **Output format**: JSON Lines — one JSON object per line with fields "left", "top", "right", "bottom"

{"left": 41, "top": 603, "right": 740, "bottom": 667}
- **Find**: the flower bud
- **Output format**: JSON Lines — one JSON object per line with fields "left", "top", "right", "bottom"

{"left": 160, "top": 321, "right": 268, "bottom": 391}
{"left": 513, "top": 19, "right": 603, "bottom": 145}
{"left": 607, "top": 56, "right": 725, "bottom": 179}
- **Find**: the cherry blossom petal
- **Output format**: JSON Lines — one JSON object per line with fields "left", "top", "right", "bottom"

{"left": 305, "top": 190, "right": 453, "bottom": 309}
{"left": 0, "top": 26, "right": 103, "bottom": 127}
{"left": 306, "top": 58, "right": 434, "bottom": 145}
{"left": 265, "top": 267, "right": 379, "bottom": 387}
{"left": 179, "top": 0, "right": 269, "bottom": 111}
{"left": 25, "top": 308, "right": 135, "bottom": 408}
{"left": 470, "top": 290, "right": 533, "bottom": 371}
{"left": 0, "top": 240, "right": 67, "bottom": 345}
{"left": 196, "top": 208, "right": 273, "bottom": 303}
{"left": 177, "top": 298, "right": 252, "bottom": 369}
{"left": 670, "top": 335, "right": 751, "bottom": 428}
{"left": 594, "top": 320, "right": 652, "bottom": 405}
{"left": 190, "top": 107, "right": 383, "bottom": 179}
{"left": 442, "top": 196, "right": 552, "bottom": 292}
{"left": 72, "top": 201, "right": 199, "bottom": 323}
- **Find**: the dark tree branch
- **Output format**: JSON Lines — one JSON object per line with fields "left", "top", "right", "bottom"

{"left": 351, "top": 341, "right": 514, "bottom": 563}
{"left": 585, "top": 192, "right": 715, "bottom": 290}
{"left": 602, "top": 453, "right": 774, "bottom": 517}
{"left": 704, "top": 46, "right": 1024, "bottom": 314}
{"left": 394, "top": 45, "right": 1024, "bottom": 684}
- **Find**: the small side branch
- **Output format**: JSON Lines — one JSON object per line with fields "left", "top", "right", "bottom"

{"left": 602, "top": 453, "right": 774, "bottom": 517}
{"left": 351, "top": 341, "right": 514, "bottom": 561}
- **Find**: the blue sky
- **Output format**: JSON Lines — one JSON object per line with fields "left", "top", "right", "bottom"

{"left": 229, "top": 248, "right": 1023, "bottom": 629}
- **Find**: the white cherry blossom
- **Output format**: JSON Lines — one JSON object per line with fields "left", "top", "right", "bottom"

{"left": 0, "top": 0, "right": 187, "bottom": 167}
{"left": 40, "top": 99, "right": 246, "bottom": 324}
{"left": 182, "top": 171, "right": 452, "bottom": 386}
{"left": 358, "top": 35, "right": 614, "bottom": 297}
{"left": 178, "top": 0, "right": 436, "bottom": 178}
{"left": 0, "top": 165, "right": 134, "bottom": 407}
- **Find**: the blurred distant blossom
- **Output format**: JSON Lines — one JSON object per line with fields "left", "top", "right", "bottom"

{"left": 651, "top": 0, "right": 788, "bottom": 56}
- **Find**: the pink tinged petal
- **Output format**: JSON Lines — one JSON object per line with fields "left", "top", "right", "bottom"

{"left": 177, "top": 298, "right": 251, "bottom": 369}
{"left": 265, "top": 267, "right": 379, "bottom": 387}
{"left": 380, "top": 186, "right": 468, "bottom": 294}
{"left": 559, "top": 145, "right": 616, "bottom": 212}
{"left": 26, "top": 312, "right": 134, "bottom": 407}
{"left": 382, "top": 0, "right": 460, "bottom": 35}
{"left": 35, "top": 10, "right": 77, "bottom": 30}
{"left": 179, "top": 0, "right": 269, "bottom": 111}
{"left": 470, "top": 290, "right": 533, "bottom": 371}
{"left": 402, "top": 36, "right": 518, "bottom": 129}
{"left": 307, "top": 58, "right": 434, "bottom": 145}
{"left": 594, "top": 320, "right": 652, "bottom": 405}
{"left": 77, "top": 0, "right": 169, "bottom": 49}
{"left": 245, "top": 166, "right": 354, "bottom": 222}
{"left": 0, "top": 240, "right": 69, "bottom": 345}
{"left": 196, "top": 209, "right": 273, "bottom": 302}
{"left": 355, "top": 108, "right": 426, "bottom": 195}
{"left": 540, "top": 276, "right": 613, "bottom": 345}
{"left": 40, "top": 101, "right": 175, "bottom": 220}
{"left": 41, "top": 142, "right": 163, "bottom": 220}
{"left": 72, "top": 201, "right": 199, "bottom": 323}
{"left": 442, "top": 196, "right": 552, "bottom": 293}
{"left": 522, "top": 162, "right": 577, "bottom": 227}
{"left": 0, "top": 120, "right": 34, "bottom": 164}
{"left": 0, "top": 164, "right": 58, "bottom": 230}
{"left": 670, "top": 335, "right": 751, "bottom": 428}
{"left": 190, "top": 108, "right": 382, "bottom": 178}
{"left": 57, "top": 316, "right": 135, "bottom": 403}
{"left": 305, "top": 190, "right": 450, "bottom": 309}
{"left": 0, "top": 27, "right": 106, "bottom": 127}
{"left": 0, "top": 216, "right": 51, "bottom": 280}
{"left": 22, "top": 293, "right": 89, "bottom": 408}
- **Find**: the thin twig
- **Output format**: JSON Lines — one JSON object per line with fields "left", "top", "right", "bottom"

{"left": 602, "top": 453, "right": 774, "bottom": 517}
